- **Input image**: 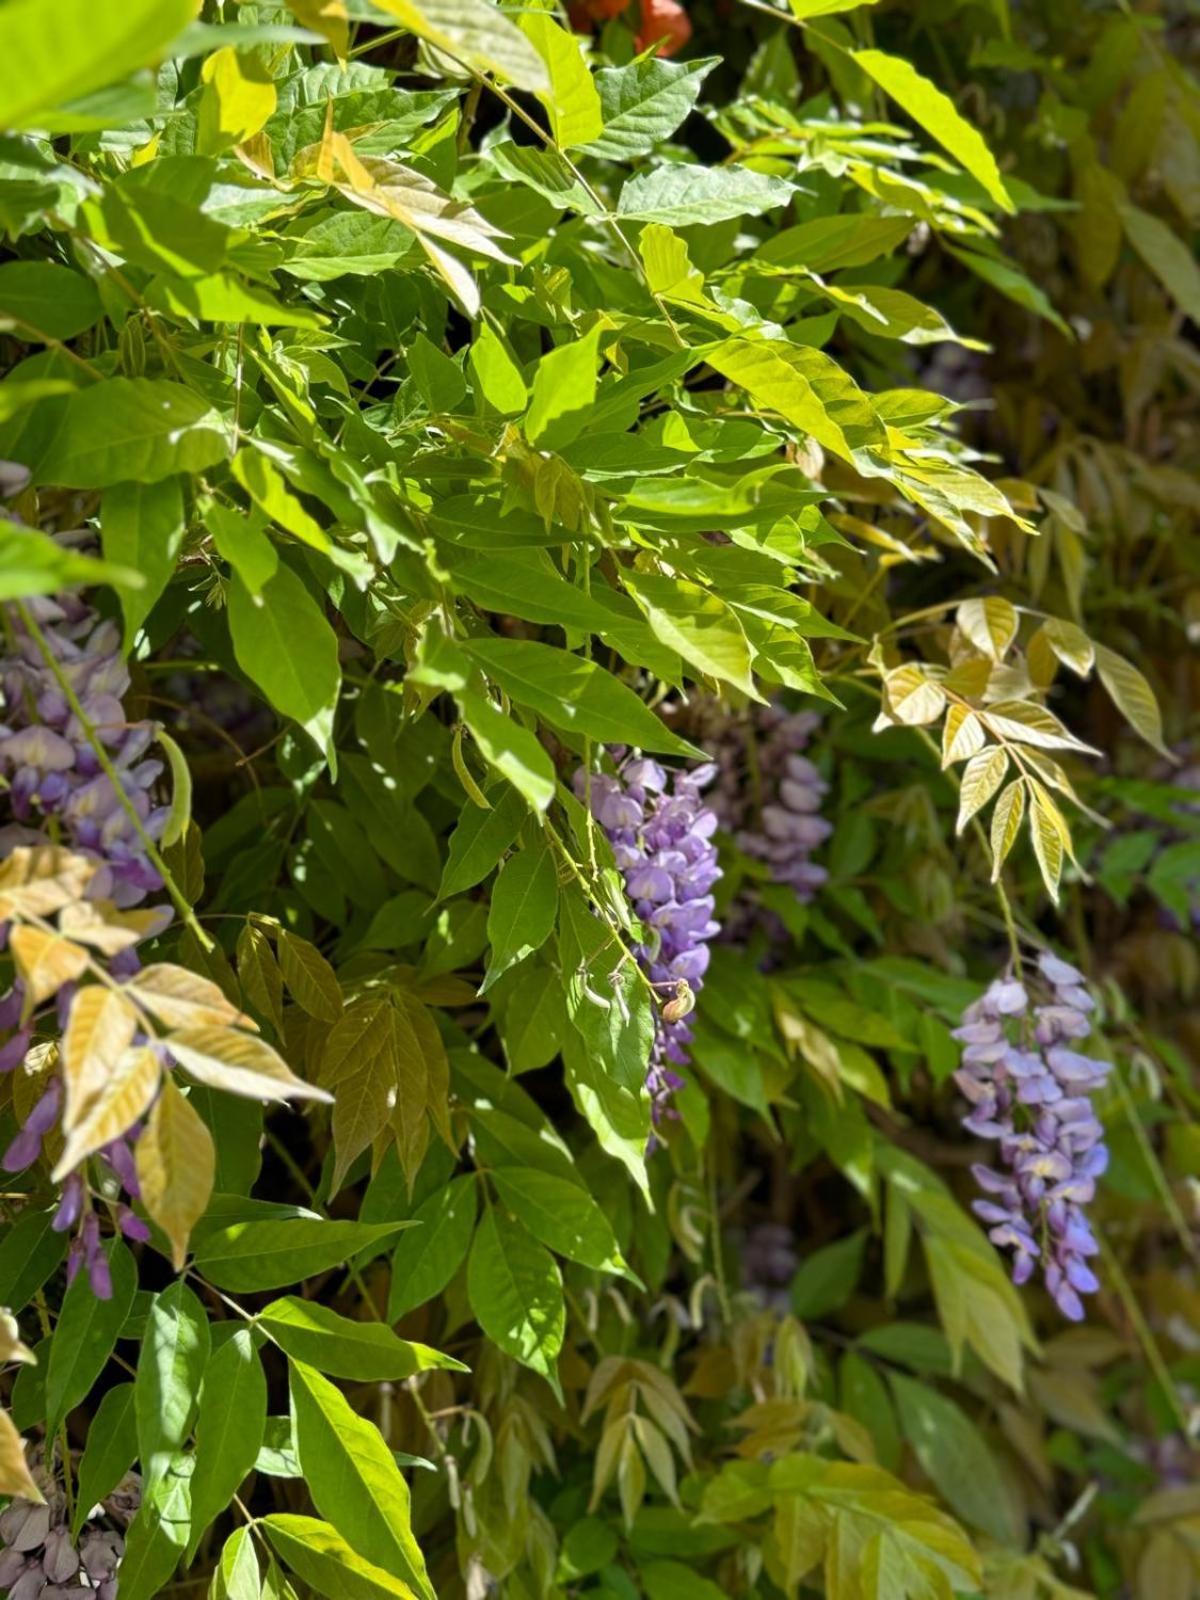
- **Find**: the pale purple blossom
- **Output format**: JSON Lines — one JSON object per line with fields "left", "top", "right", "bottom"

{"left": 955, "top": 952, "right": 1109, "bottom": 1320}
{"left": 577, "top": 754, "right": 722, "bottom": 1123}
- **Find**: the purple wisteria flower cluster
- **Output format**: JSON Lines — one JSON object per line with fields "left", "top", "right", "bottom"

{"left": 0, "top": 1468, "right": 135, "bottom": 1600}
{"left": 576, "top": 755, "right": 721, "bottom": 1124}
{"left": 954, "top": 952, "right": 1109, "bottom": 1321}
{"left": 704, "top": 704, "right": 831, "bottom": 928}
{"left": 0, "top": 476, "right": 171, "bottom": 1294}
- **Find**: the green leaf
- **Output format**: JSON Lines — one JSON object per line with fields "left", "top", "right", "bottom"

{"left": 851, "top": 48, "right": 1013, "bottom": 213}
{"left": 100, "top": 477, "right": 186, "bottom": 650}
{"left": 228, "top": 565, "right": 341, "bottom": 773}
{"left": 584, "top": 57, "right": 717, "bottom": 161}
{"left": 136, "top": 1281, "right": 211, "bottom": 1488}
{"left": 521, "top": 11, "right": 603, "bottom": 148}
{"left": 187, "top": 1328, "right": 267, "bottom": 1557}
{"left": 482, "top": 838, "right": 559, "bottom": 992}
{"left": 194, "top": 1219, "right": 407, "bottom": 1292}
{"left": 290, "top": 1360, "right": 435, "bottom": 1600}
{"left": 788, "top": 0, "right": 879, "bottom": 14}
{"left": 789, "top": 1230, "right": 867, "bottom": 1319}
{"left": 467, "top": 322, "right": 528, "bottom": 416}
{"left": 1119, "top": 200, "right": 1200, "bottom": 325}
{"left": 0, "top": 261, "right": 101, "bottom": 340}
{"left": 491, "top": 1166, "right": 629, "bottom": 1275}
{"left": 264, "top": 1515, "right": 423, "bottom": 1600}
{"left": 558, "top": 883, "right": 655, "bottom": 1096}
{"left": 213, "top": 1526, "right": 263, "bottom": 1600}
{"left": 0, "top": 0, "right": 197, "bottom": 130}
{"left": 33, "top": 378, "right": 230, "bottom": 487}
{"left": 72, "top": 1382, "right": 138, "bottom": 1537}
{"left": 146, "top": 272, "right": 325, "bottom": 329}
{"left": 371, "top": 0, "right": 549, "bottom": 93}
{"left": 944, "top": 243, "right": 1072, "bottom": 336}
{"left": 458, "top": 689, "right": 556, "bottom": 812}
{"left": 622, "top": 570, "right": 758, "bottom": 698}
{"left": 758, "top": 213, "right": 912, "bottom": 271}
{"left": 467, "top": 1206, "right": 564, "bottom": 1389}
{"left": 707, "top": 337, "right": 886, "bottom": 462}
{"left": 618, "top": 165, "right": 795, "bottom": 226}
{"left": 388, "top": 1175, "right": 479, "bottom": 1320}
{"left": 117, "top": 1455, "right": 194, "bottom": 1600}
{"left": 0, "top": 1206, "right": 68, "bottom": 1313}
{"left": 45, "top": 1238, "right": 136, "bottom": 1437}
{"left": 839, "top": 1352, "right": 901, "bottom": 1472}
{"left": 463, "top": 637, "right": 700, "bottom": 756}
{"left": 259, "top": 1297, "right": 466, "bottom": 1381}
{"left": 440, "top": 786, "right": 528, "bottom": 899}
{"left": 888, "top": 1372, "right": 1021, "bottom": 1544}
{"left": 525, "top": 323, "right": 603, "bottom": 448}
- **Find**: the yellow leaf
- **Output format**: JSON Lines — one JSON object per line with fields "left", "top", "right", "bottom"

{"left": 956, "top": 746, "right": 1009, "bottom": 835}
{"left": 285, "top": 0, "right": 349, "bottom": 58}
{"left": 58, "top": 899, "right": 169, "bottom": 955}
{"left": 9, "top": 926, "right": 90, "bottom": 1010}
{"left": 370, "top": 0, "right": 549, "bottom": 93}
{"left": 989, "top": 779, "right": 1026, "bottom": 879}
{"left": 883, "top": 663, "right": 946, "bottom": 726}
{"left": 167, "top": 1026, "right": 332, "bottom": 1103}
{"left": 61, "top": 986, "right": 138, "bottom": 1134}
{"left": 941, "top": 705, "right": 985, "bottom": 766}
{"left": 0, "top": 1311, "right": 35, "bottom": 1367}
{"left": 519, "top": 11, "right": 603, "bottom": 149}
{"left": 128, "top": 963, "right": 252, "bottom": 1031}
{"left": 197, "top": 47, "right": 277, "bottom": 156}
{"left": 1094, "top": 642, "right": 1170, "bottom": 757}
{"left": 1028, "top": 781, "right": 1069, "bottom": 904}
{"left": 0, "top": 1409, "right": 43, "bottom": 1503}
{"left": 52, "top": 1045, "right": 161, "bottom": 1181}
{"left": 0, "top": 846, "right": 94, "bottom": 920}
{"left": 1042, "top": 616, "right": 1094, "bottom": 677}
{"left": 983, "top": 698, "right": 1100, "bottom": 756}
{"left": 956, "top": 596, "right": 1018, "bottom": 661}
{"left": 137, "top": 1076, "right": 215, "bottom": 1271}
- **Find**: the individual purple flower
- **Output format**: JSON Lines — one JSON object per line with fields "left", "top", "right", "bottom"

{"left": 955, "top": 951, "right": 1109, "bottom": 1320}
{"left": 577, "top": 754, "right": 722, "bottom": 1124}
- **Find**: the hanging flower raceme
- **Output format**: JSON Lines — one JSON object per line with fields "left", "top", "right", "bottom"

{"left": 0, "top": 531, "right": 171, "bottom": 1293}
{"left": 576, "top": 755, "right": 721, "bottom": 1123}
{"left": 702, "top": 703, "right": 831, "bottom": 939}
{"left": 954, "top": 952, "right": 1109, "bottom": 1321}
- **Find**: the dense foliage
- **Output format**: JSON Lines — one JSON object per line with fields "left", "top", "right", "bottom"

{"left": 0, "top": 1, "right": 1197, "bottom": 1598}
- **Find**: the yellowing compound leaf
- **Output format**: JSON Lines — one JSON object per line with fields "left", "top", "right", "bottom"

{"left": 1094, "top": 642, "right": 1169, "bottom": 757}
{"left": 1028, "top": 781, "right": 1069, "bottom": 904}
{"left": 53, "top": 1045, "right": 161, "bottom": 1181}
{"left": 0, "top": 1409, "right": 43, "bottom": 1503}
{"left": 989, "top": 779, "right": 1026, "bottom": 879}
{"left": 956, "top": 747, "right": 1009, "bottom": 834}
{"left": 10, "top": 926, "right": 90, "bottom": 1009}
{"left": 941, "top": 705, "right": 985, "bottom": 767}
{"left": 61, "top": 986, "right": 138, "bottom": 1134}
{"left": 1041, "top": 617, "right": 1094, "bottom": 677}
{"left": 58, "top": 899, "right": 169, "bottom": 956}
{"left": 0, "top": 846, "right": 94, "bottom": 920}
{"left": 128, "top": 963, "right": 252, "bottom": 1030}
{"left": 955, "top": 596, "right": 1017, "bottom": 661}
{"left": 883, "top": 663, "right": 946, "bottom": 726}
{"left": 371, "top": 0, "right": 549, "bottom": 92}
{"left": 167, "top": 1027, "right": 333, "bottom": 1103}
{"left": 137, "top": 1077, "right": 215, "bottom": 1270}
